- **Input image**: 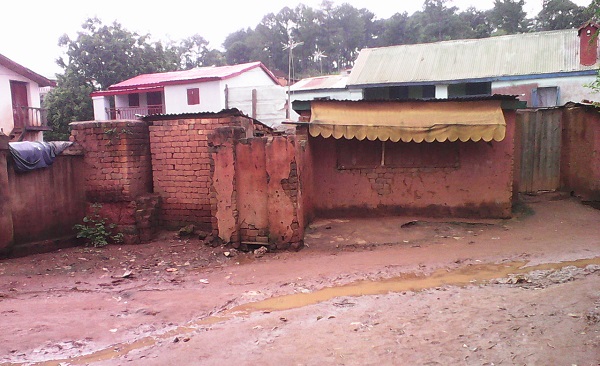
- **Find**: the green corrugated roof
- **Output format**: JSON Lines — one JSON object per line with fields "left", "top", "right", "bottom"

{"left": 347, "top": 29, "right": 597, "bottom": 87}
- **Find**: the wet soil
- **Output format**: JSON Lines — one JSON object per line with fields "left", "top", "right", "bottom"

{"left": 0, "top": 196, "right": 599, "bottom": 365}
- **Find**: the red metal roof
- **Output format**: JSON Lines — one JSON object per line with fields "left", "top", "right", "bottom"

{"left": 105, "top": 61, "right": 279, "bottom": 92}
{"left": 0, "top": 53, "right": 55, "bottom": 87}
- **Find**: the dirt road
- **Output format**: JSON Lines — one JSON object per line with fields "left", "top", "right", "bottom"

{"left": 1, "top": 196, "right": 599, "bottom": 365}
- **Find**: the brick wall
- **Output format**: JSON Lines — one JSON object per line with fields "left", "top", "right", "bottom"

{"left": 70, "top": 120, "right": 158, "bottom": 243}
{"left": 147, "top": 112, "right": 258, "bottom": 230}
{"left": 70, "top": 120, "right": 153, "bottom": 202}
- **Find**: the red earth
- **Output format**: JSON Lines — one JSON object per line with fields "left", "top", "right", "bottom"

{"left": 0, "top": 194, "right": 599, "bottom": 365}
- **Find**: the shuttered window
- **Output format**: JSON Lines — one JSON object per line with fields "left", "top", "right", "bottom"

{"left": 187, "top": 88, "right": 200, "bottom": 105}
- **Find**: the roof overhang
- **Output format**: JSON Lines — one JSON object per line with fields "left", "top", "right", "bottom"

{"left": 0, "top": 53, "right": 55, "bottom": 87}
{"left": 91, "top": 86, "right": 165, "bottom": 97}
{"left": 307, "top": 99, "right": 507, "bottom": 143}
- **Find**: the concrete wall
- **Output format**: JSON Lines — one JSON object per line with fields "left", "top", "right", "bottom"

{"left": 0, "top": 64, "right": 42, "bottom": 136}
{"left": 560, "top": 104, "right": 600, "bottom": 201}
{"left": 307, "top": 111, "right": 516, "bottom": 219}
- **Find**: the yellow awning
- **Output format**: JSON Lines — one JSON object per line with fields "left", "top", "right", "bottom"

{"left": 308, "top": 100, "right": 506, "bottom": 142}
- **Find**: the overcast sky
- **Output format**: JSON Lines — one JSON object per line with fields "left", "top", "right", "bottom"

{"left": 0, "top": 0, "right": 592, "bottom": 78}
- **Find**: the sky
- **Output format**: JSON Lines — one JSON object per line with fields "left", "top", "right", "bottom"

{"left": 0, "top": 0, "right": 593, "bottom": 79}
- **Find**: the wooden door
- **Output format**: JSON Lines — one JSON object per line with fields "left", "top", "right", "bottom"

{"left": 517, "top": 109, "right": 562, "bottom": 193}
{"left": 10, "top": 81, "right": 28, "bottom": 129}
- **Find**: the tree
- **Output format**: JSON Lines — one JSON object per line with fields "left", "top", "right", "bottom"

{"left": 47, "top": 18, "right": 186, "bottom": 139}
{"left": 44, "top": 69, "right": 94, "bottom": 141}
{"left": 536, "top": 0, "right": 591, "bottom": 30}
{"left": 489, "top": 0, "right": 530, "bottom": 35}
{"left": 176, "top": 34, "right": 226, "bottom": 69}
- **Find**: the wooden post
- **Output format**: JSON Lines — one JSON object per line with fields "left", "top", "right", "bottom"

{"left": 224, "top": 85, "right": 229, "bottom": 109}
{"left": 252, "top": 89, "right": 257, "bottom": 119}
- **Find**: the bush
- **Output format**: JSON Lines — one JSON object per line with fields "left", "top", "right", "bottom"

{"left": 74, "top": 203, "right": 123, "bottom": 247}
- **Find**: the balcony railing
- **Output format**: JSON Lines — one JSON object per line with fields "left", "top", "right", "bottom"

{"left": 13, "top": 106, "right": 49, "bottom": 129}
{"left": 106, "top": 105, "right": 164, "bottom": 120}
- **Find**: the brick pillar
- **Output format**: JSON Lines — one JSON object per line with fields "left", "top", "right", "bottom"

{"left": 70, "top": 120, "right": 157, "bottom": 243}
{"left": 0, "top": 135, "right": 14, "bottom": 253}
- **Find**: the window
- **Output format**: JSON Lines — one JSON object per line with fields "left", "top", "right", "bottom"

{"left": 336, "top": 139, "right": 459, "bottom": 170}
{"left": 187, "top": 88, "right": 200, "bottom": 105}
{"left": 128, "top": 94, "right": 140, "bottom": 107}
{"left": 532, "top": 87, "right": 559, "bottom": 107}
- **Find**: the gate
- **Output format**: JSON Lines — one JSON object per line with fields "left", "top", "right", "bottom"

{"left": 516, "top": 109, "right": 562, "bottom": 193}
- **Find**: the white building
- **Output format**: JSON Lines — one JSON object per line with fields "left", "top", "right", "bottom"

{"left": 0, "top": 53, "right": 55, "bottom": 141}
{"left": 92, "top": 62, "right": 294, "bottom": 127}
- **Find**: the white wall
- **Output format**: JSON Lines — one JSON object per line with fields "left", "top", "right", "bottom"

{"left": 0, "top": 64, "right": 41, "bottom": 136}
{"left": 493, "top": 74, "right": 598, "bottom": 105}
{"left": 92, "top": 96, "right": 110, "bottom": 120}
{"left": 289, "top": 89, "right": 363, "bottom": 104}
{"left": 228, "top": 85, "right": 296, "bottom": 127}
{"left": 164, "top": 80, "right": 222, "bottom": 114}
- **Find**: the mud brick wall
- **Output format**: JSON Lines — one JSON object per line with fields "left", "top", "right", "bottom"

{"left": 308, "top": 111, "right": 517, "bottom": 219}
{"left": 210, "top": 129, "right": 305, "bottom": 250}
{"left": 70, "top": 120, "right": 153, "bottom": 202}
{"left": 70, "top": 120, "right": 157, "bottom": 243}
{"left": 560, "top": 105, "right": 600, "bottom": 201}
{"left": 148, "top": 114, "right": 256, "bottom": 230}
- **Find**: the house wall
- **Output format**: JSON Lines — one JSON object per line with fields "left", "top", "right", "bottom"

{"left": 308, "top": 111, "right": 516, "bottom": 219}
{"left": 493, "top": 75, "right": 596, "bottom": 106}
{"left": 227, "top": 85, "right": 296, "bottom": 127}
{"left": 0, "top": 64, "right": 42, "bottom": 136}
{"left": 560, "top": 105, "right": 600, "bottom": 201}
{"left": 165, "top": 81, "right": 222, "bottom": 114}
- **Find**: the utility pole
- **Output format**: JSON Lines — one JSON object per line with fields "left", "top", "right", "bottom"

{"left": 283, "top": 39, "right": 303, "bottom": 119}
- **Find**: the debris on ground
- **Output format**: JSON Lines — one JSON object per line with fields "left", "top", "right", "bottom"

{"left": 254, "top": 246, "right": 268, "bottom": 258}
{"left": 178, "top": 225, "right": 195, "bottom": 237}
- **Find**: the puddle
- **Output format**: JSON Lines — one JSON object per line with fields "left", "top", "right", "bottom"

{"left": 11, "top": 256, "right": 600, "bottom": 366}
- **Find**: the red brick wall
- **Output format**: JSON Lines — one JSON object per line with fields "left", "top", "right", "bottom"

{"left": 560, "top": 105, "right": 600, "bottom": 201}
{"left": 148, "top": 116, "right": 255, "bottom": 229}
{"left": 70, "top": 120, "right": 157, "bottom": 244}
{"left": 70, "top": 120, "right": 153, "bottom": 202}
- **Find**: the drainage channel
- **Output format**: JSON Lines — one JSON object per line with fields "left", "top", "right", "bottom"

{"left": 12, "top": 257, "right": 600, "bottom": 366}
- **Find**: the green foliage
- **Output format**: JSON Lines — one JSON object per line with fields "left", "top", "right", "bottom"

{"left": 73, "top": 204, "right": 123, "bottom": 247}
{"left": 535, "top": 0, "right": 591, "bottom": 31}
{"left": 488, "top": 0, "right": 530, "bottom": 35}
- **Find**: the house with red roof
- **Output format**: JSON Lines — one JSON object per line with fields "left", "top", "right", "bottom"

{"left": 0, "top": 53, "right": 55, "bottom": 141}
{"left": 91, "top": 61, "right": 292, "bottom": 127}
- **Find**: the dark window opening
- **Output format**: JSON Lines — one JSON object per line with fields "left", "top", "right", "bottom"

{"left": 128, "top": 94, "right": 140, "bottom": 107}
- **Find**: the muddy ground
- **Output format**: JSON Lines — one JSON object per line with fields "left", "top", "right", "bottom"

{"left": 0, "top": 195, "right": 599, "bottom": 365}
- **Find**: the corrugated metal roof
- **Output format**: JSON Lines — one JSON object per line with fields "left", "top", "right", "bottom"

{"left": 348, "top": 29, "right": 598, "bottom": 87}
{"left": 290, "top": 74, "right": 348, "bottom": 92}
{"left": 107, "top": 61, "right": 279, "bottom": 90}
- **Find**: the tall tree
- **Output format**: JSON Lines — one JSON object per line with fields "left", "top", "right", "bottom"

{"left": 176, "top": 34, "right": 225, "bottom": 69}
{"left": 536, "top": 0, "right": 591, "bottom": 30}
{"left": 489, "top": 0, "right": 530, "bottom": 35}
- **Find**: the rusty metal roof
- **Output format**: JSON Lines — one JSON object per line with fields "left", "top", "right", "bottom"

{"left": 348, "top": 29, "right": 598, "bottom": 87}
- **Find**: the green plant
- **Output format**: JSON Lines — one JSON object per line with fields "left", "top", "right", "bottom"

{"left": 74, "top": 203, "right": 124, "bottom": 247}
